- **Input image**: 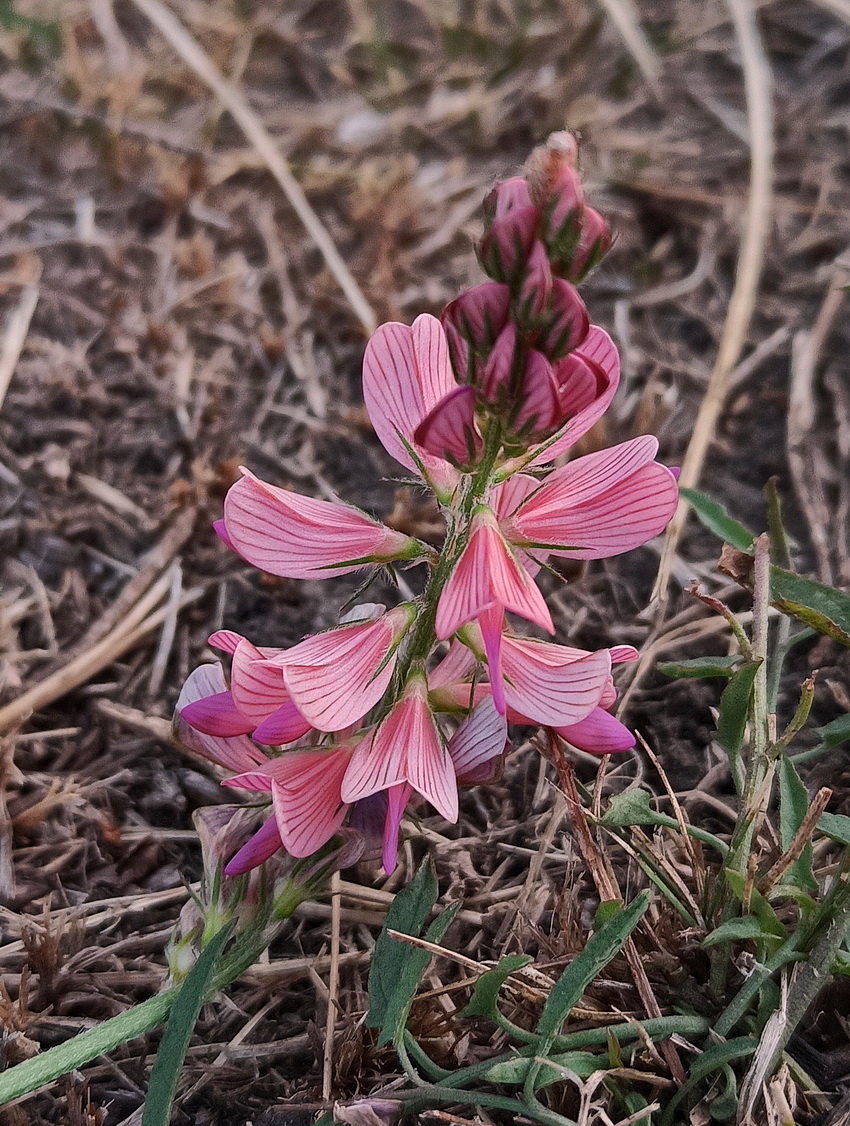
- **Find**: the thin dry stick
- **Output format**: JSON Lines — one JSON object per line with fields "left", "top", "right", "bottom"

{"left": 322, "top": 869, "right": 342, "bottom": 1102}
{"left": 0, "top": 583, "right": 204, "bottom": 733}
{"left": 0, "top": 259, "right": 41, "bottom": 413}
{"left": 127, "top": 0, "right": 376, "bottom": 336}
{"left": 597, "top": 0, "right": 661, "bottom": 96}
{"left": 651, "top": 0, "right": 774, "bottom": 608}
{"left": 758, "top": 787, "right": 832, "bottom": 896}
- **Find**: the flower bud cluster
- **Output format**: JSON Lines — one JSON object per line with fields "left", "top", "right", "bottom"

{"left": 172, "top": 133, "right": 678, "bottom": 884}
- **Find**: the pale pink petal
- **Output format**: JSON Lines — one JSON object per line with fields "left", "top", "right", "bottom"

{"left": 501, "top": 638, "right": 611, "bottom": 726}
{"left": 414, "top": 386, "right": 482, "bottom": 466}
{"left": 448, "top": 697, "right": 508, "bottom": 784}
{"left": 252, "top": 701, "right": 313, "bottom": 745}
{"left": 175, "top": 664, "right": 266, "bottom": 770}
{"left": 522, "top": 436, "right": 660, "bottom": 513}
{"left": 382, "top": 783, "right": 412, "bottom": 874}
{"left": 478, "top": 605, "right": 506, "bottom": 715}
{"left": 528, "top": 326, "right": 621, "bottom": 465}
{"left": 428, "top": 641, "right": 477, "bottom": 690}
{"left": 489, "top": 474, "right": 539, "bottom": 521}
{"left": 405, "top": 712, "right": 458, "bottom": 823}
{"left": 435, "top": 508, "right": 553, "bottom": 640}
{"left": 223, "top": 468, "right": 419, "bottom": 579}
{"left": 556, "top": 707, "right": 635, "bottom": 754}
{"left": 362, "top": 314, "right": 459, "bottom": 495}
{"left": 208, "top": 629, "right": 242, "bottom": 655}
{"left": 342, "top": 728, "right": 407, "bottom": 804}
{"left": 611, "top": 645, "right": 640, "bottom": 664}
{"left": 230, "top": 639, "right": 289, "bottom": 725}
{"left": 180, "top": 691, "right": 255, "bottom": 737}
{"left": 223, "top": 768, "right": 273, "bottom": 792}
{"left": 512, "top": 462, "right": 679, "bottom": 559}
{"left": 224, "top": 815, "right": 283, "bottom": 875}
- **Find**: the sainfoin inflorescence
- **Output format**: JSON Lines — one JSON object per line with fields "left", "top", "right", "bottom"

{"left": 174, "top": 133, "right": 679, "bottom": 876}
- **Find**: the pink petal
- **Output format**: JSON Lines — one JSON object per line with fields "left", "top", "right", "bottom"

{"left": 230, "top": 639, "right": 289, "bottom": 725}
{"left": 515, "top": 351, "right": 560, "bottom": 434}
{"left": 224, "top": 815, "right": 284, "bottom": 876}
{"left": 223, "top": 468, "right": 418, "bottom": 579}
{"left": 208, "top": 629, "right": 242, "bottom": 655}
{"left": 528, "top": 326, "right": 621, "bottom": 465}
{"left": 271, "top": 748, "right": 353, "bottom": 857}
{"left": 448, "top": 697, "right": 508, "bottom": 784}
{"left": 252, "top": 701, "right": 313, "bottom": 745}
{"left": 362, "top": 314, "right": 459, "bottom": 497}
{"left": 180, "top": 691, "right": 255, "bottom": 737}
{"left": 382, "top": 783, "right": 412, "bottom": 874}
{"left": 414, "top": 386, "right": 483, "bottom": 466}
{"left": 489, "top": 474, "right": 539, "bottom": 521}
{"left": 175, "top": 665, "right": 266, "bottom": 770}
{"left": 556, "top": 707, "right": 636, "bottom": 754}
{"left": 501, "top": 637, "right": 612, "bottom": 726}
{"left": 435, "top": 507, "right": 553, "bottom": 640}
{"left": 478, "top": 605, "right": 506, "bottom": 715}
{"left": 428, "top": 641, "right": 478, "bottom": 690}
{"left": 611, "top": 645, "right": 640, "bottom": 664}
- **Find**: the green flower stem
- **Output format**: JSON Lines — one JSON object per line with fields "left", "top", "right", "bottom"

{"left": 399, "top": 1085, "right": 577, "bottom": 1126}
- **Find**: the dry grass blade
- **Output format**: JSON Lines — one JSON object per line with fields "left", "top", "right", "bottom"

{"left": 651, "top": 0, "right": 774, "bottom": 608}
{"left": 322, "top": 869, "right": 341, "bottom": 1102}
{"left": 0, "top": 258, "right": 41, "bottom": 414}
{"left": 597, "top": 0, "right": 662, "bottom": 96}
{"left": 127, "top": 0, "right": 377, "bottom": 336}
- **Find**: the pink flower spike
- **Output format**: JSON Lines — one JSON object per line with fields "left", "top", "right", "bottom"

{"left": 448, "top": 697, "right": 508, "bottom": 784}
{"left": 414, "top": 386, "right": 483, "bottom": 468}
{"left": 224, "top": 815, "right": 284, "bottom": 876}
{"left": 342, "top": 676, "right": 458, "bottom": 823}
{"left": 435, "top": 505, "right": 553, "bottom": 641}
{"left": 507, "top": 436, "right": 679, "bottom": 559}
{"left": 382, "top": 783, "right": 413, "bottom": 874}
{"left": 180, "top": 691, "right": 255, "bottom": 737}
{"left": 500, "top": 636, "right": 611, "bottom": 727}
{"left": 175, "top": 664, "right": 267, "bottom": 771}
{"left": 277, "top": 605, "right": 416, "bottom": 732}
{"left": 556, "top": 707, "right": 636, "bottom": 754}
{"left": 362, "top": 314, "right": 460, "bottom": 499}
{"left": 223, "top": 468, "right": 422, "bottom": 580}
{"left": 527, "top": 326, "right": 620, "bottom": 466}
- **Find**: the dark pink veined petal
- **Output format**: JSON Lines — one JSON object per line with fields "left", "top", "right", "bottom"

{"left": 556, "top": 707, "right": 635, "bottom": 754}
{"left": 515, "top": 350, "right": 560, "bottom": 434}
{"left": 528, "top": 326, "right": 621, "bottom": 465}
{"left": 478, "top": 605, "right": 506, "bottom": 715}
{"left": 208, "top": 629, "right": 242, "bottom": 655}
{"left": 175, "top": 664, "right": 267, "bottom": 769}
{"left": 435, "top": 507, "right": 553, "bottom": 640}
{"left": 501, "top": 637, "right": 611, "bottom": 726}
{"left": 414, "top": 386, "right": 483, "bottom": 467}
{"left": 511, "top": 461, "right": 679, "bottom": 560}
{"left": 341, "top": 679, "right": 458, "bottom": 823}
{"left": 230, "top": 638, "right": 290, "bottom": 725}
{"left": 611, "top": 645, "right": 640, "bottom": 664}
{"left": 252, "top": 700, "right": 313, "bottom": 745}
{"left": 448, "top": 697, "right": 508, "bottom": 784}
{"left": 180, "top": 690, "right": 255, "bottom": 737}
{"left": 382, "top": 782, "right": 413, "bottom": 874}
{"left": 489, "top": 474, "right": 539, "bottom": 521}
{"left": 269, "top": 748, "right": 354, "bottom": 857}
{"left": 362, "top": 314, "right": 459, "bottom": 497}
{"left": 223, "top": 468, "right": 419, "bottom": 579}
{"left": 428, "top": 640, "right": 477, "bottom": 690}
{"left": 224, "top": 815, "right": 284, "bottom": 876}
{"left": 522, "top": 436, "right": 661, "bottom": 514}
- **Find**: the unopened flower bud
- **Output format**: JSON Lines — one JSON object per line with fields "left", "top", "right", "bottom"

{"left": 441, "top": 283, "right": 510, "bottom": 383}
{"left": 514, "top": 350, "right": 560, "bottom": 435}
{"left": 481, "top": 323, "right": 518, "bottom": 402}
{"left": 537, "top": 278, "right": 589, "bottom": 358}
{"left": 479, "top": 179, "right": 539, "bottom": 285}
{"left": 516, "top": 240, "right": 553, "bottom": 324}
{"left": 561, "top": 205, "right": 612, "bottom": 282}
{"left": 526, "top": 133, "right": 585, "bottom": 261}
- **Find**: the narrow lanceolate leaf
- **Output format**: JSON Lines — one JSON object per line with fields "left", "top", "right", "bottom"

{"left": 769, "top": 566, "right": 850, "bottom": 648}
{"left": 658, "top": 656, "right": 745, "bottom": 679}
{"left": 142, "top": 924, "right": 232, "bottom": 1126}
{"left": 777, "top": 755, "right": 817, "bottom": 891}
{"left": 703, "top": 915, "right": 769, "bottom": 947}
{"left": 716, "top": 660, "right": 762, "bottom": 757}
{"left": 812, "top": 713, "right": 850, "bottom": 754}
{"left": 535, "top": 890, "right": 651, "bottom": 1042}
{"left": 679, "top": 487, "right": 755, "bottom": 552}
{"left": 462, "top": 953, "right": 532, "bottom": 1019}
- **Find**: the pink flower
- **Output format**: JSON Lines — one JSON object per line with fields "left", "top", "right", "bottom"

{"left": 555, "top": 707, "right": 635, "bottom": 754}
{"left": 414, "top": 386, "right": 483, "bottom": 468}
{"left": 222, "top": 467, "right": 424, "bottom": 579}
{"left": 447, "top": 696, "right": 508, "bottom": 784}
{"left": 174, "top": 664, "right": 268, "bottom": 770}
{"left": 362, "top": 313, "right": 461, "bottom": 500}
{"left": 435, "top": 504, "right": 554, "bottom": 646}
{"left": 274, "top": 604, "right": 417, "bottom": 732}
{"left": 503, "top": 435, "right": 679, "bottom": 559}
{"left": 441, "top": 282, "right": 511, "bottom": 381}
{"left": 499, "top": 634, "right": 612, "bottom": 726}
{"left": 342, "top": 674, "right": 458, "bottom": 825}
{"left": 227, "top": 744, "right": 356, "bottom": 861}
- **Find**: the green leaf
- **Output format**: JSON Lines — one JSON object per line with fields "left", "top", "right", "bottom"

{"left": 818, "top": 812, "right": 850, "bottom": 847}
{"left": 716, "top": 660, "right": 762, "bottom": 756}
{"left": 722, "top": 872, "right": 788, "bottom": 943}
{"left": 366, "top": 859, "right": 459, "bottom": 1046}
{"left": 535, "top": 891, "right": 651, "bottom": 1042}
{"left": 769, "top": 567, "right": 850, "bottom": 647}
{"left": 680, "top": 488, "right": 755, "bottom": 552}
{"left": 142, "top": 924, "right": 232, "bottom": 1126}
{"left": 601, "top": 789, "right": 674, "bottom": 830}
{"left": 813, "top": 713, "right": 850, "bottom": 753}
{"left": 658, "top": 656, "right": 745, "bottom": 679}
{"left": 777, "top": 755, "right": 817, "bottom": 891}
{"left": 485, "top": 1050, "right": 602, "bottom": 1086}
{"left": 594, "top": 899, "right": 624, "bottom": 925}
{"left": 703, "top": 916, "right": 766, "bottom": 946}
{"left": 660, "top": 1039, "right": 757, "bottom": 1126}
{"left": 462, "top": 953, "right": 532, "bottom": 1020}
